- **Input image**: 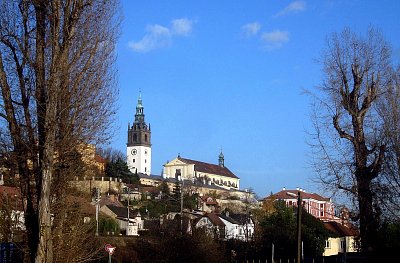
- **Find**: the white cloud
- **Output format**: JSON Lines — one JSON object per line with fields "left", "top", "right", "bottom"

{"left": 241, "top": 22, "right": 261, "bottom": 38}
{"left": 128, "top": 18, "right": 194, "bottom": 53}
{"left": 275, "top": 0, "right": 306, "bottom": 17}
{"left": 261, "top": 30, "right": 289, "bottom": 50}
{"left": 171, "top": 18, "right": 193, "bottom": 36}
{"left": 128, "top": 24, "right": 171, "bottom": 52}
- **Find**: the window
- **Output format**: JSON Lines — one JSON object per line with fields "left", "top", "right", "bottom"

{"left": 133, "top": 134, "right": 137, "bottom": 142}
{"left": 133, "top": 159, "right": 135, "bottom": 163}
{"left": 341, "top": 240, "right": 346, "bottom": 251}
{"left": 145, "top": 167, "right": 147, "bottom": 172}
{"left": 145, "top": 134, "right": 148, "bottom": 142}
{"left": 325, "top": 240, "right": 330, "bottom": 248}
{"left": 145, "top": 159, "right": 147, "bottom": 163}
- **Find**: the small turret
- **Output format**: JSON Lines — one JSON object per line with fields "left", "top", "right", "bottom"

{"left": 218, "top": 150, "right": 224, "bottom": 167}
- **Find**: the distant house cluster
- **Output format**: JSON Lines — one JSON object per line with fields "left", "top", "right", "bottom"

{"left": 263, "top": 187, "right": 359, "bottom": 256}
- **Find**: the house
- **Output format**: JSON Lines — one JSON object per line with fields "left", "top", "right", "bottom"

{"left": 194, "top": 212, "right": 254, "bottom": 241}
{"left": 100, "top": 204, "right": 144, "bottom": 236}
{"left": 163, "top": 153, "right": 240, "bottom": 190}
{"left": 77, "top": 143, "right": 106, "bottom": 176}
{"left": 218, "top": 212, "right": 254, "bottom": 241}
{"left": 229, "top": 213, "right": 255, "bottom": 241}
{"left": 198, "top": 195, "right": 219, "bottom": 213}
{"left": 264, "top": 187, "right": 338, "bottom": 221}
{"left": 195, "top": 212, "right": 225, "bottom": 239}
{"left": 323, "top": 221, "right": 358, "bottom": 256}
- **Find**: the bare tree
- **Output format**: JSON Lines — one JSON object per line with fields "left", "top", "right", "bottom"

{"left": 376, "top": 66, "right": 400, "bottom": 218}
{"left": 308, "top": 27, "right": 396, "bottom": 253}
{"left": 0, "top": 1, "right": 120, "bottom": 262}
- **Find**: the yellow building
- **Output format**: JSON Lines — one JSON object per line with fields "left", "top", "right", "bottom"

{"left": 77, "top": 143, "right": 106, "bottom": 176}
{"left": 323, "top": 221, "right": 358, "bottom": 256}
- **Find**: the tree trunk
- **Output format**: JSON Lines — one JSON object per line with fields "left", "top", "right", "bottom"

{"left": 357, "top": 174, "right": 378, "bottom": 252}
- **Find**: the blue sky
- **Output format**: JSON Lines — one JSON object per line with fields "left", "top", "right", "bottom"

{"left": 112, "top": 0, "right": 400, "bottom": 199}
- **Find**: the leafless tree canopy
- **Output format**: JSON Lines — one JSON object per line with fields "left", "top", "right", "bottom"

{"left": 309, "top": 27, "right": 399, "bottom": 253}
{"left": 0, "top": 0, "right": 120, "bottom": 262}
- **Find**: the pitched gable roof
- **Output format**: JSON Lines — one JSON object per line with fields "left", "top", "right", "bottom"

{"left": 218, "top": 213, "right": 240, "bottom": 225}
{"left": 205, "top": 213, "right": 225, "bottom": 227}
{"left": 324, "top": 221, "right": 358, "bottom": 237}
{"left": 99, "top": 195, "right": 124, "bottom": 208}
{"left": 178, "top": 157, "right": 239, "bottom": 179}
{"left": 230, "top": 213, "right": 252, "bottom": 225}
{"left": 270, "top": 189, "right": 331, "bottom": 202}
{"left": 105, "top": 205, "right": 139, "bottom": 219}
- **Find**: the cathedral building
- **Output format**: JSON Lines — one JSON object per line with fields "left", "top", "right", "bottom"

{"left": 127, "top": 94, "right": 151, "bottom": 175}
{"left": 163, "top": 153, "right": 240, "bottom": 190}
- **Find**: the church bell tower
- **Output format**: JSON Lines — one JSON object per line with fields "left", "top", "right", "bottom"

{"left": 127, "top": 93, "right": 151, "bottom": 175}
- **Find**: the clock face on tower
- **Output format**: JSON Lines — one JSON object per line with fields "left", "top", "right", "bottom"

{"left": 131, "top": 149, "right": 137, "bottom": 155}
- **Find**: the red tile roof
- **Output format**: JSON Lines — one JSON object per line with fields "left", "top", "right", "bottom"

{"left": 65, "top": 195, "right": 96, "bottom": 215}
{"left": 205, "top": 212, "right": 225, "bottom": 227}
{"left": 95, "top": 154, "right": 106, "bottom": 163}
{"left": 199, "top": 196, "right": 218, "bottom": 205}
{"left": 269, "top": 189, "right": 331, "bottom": 202}
{"left": 0, "top": 186, "right": 23, "bottom": 211}
{"left": 178, "top": 157, "right": 239, "bottom": 179}
{"left": 99, "top": 194, "right": 124, "bottom": 208}
{"left": 324, "top": 221, "right": 358, "bottom": 237}
{"left": 0, "top": 186, "right": 20, "bottom": 197}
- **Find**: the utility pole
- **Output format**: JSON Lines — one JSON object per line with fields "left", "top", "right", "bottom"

{"left": 127, "top": 187, "right": 130, "bottom": 226}
{"left": 180, "top": 176, "right": 184, "bottom": 234}
{"left": 297, "top": 191, "right": 302, "bottom": 263}
{"left": 95, "top": 188, "right": 100, "bottom": 236}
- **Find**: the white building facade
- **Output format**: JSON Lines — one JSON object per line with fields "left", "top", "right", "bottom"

{"left": 163, "top": 154, "right": 240, "bottom": 190}
{"left": 127, "top": 94, "right": 151, "bottom": 175}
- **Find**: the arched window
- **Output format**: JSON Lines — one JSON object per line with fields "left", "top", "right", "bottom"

{"left": 145, "top": 134, "right": 148, "bottom": 142}
{"left": 133, "top": 134, "right": 137, "bottom": 142}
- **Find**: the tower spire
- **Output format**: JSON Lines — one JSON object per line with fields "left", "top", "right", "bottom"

{"left": 135, "top": 91, "right": 145, "bottom": 124}
{"left": 218, "top": 148, "right": 224, "bottom": 167}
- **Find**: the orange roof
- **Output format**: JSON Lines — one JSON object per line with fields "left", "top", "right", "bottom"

{"left": 324, "top": 221, "right": 358, "bottom": 237}
{"left": 178, "top": 157, "right": 239, "bottom": 179}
